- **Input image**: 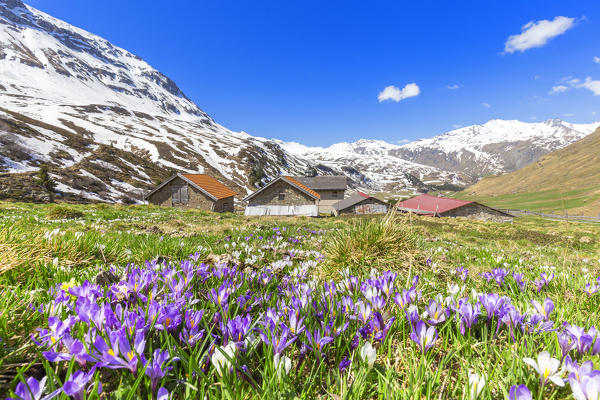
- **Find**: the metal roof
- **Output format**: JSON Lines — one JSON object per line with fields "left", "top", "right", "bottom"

{"left": 396, "top": 194, "right": 471, "bottom": 214}
{"left": 396, "top": 194, "right": 514, "bottom": 217}
{"left": 294, "top": 175, "right": 347, "bottom": 190}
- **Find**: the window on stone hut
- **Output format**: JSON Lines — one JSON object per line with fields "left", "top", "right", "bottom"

{"left": 332, "top": 191, "right": 338, "bottom": 198}
{"left": 278, "top": 192, "right": 285, "bottom": 201}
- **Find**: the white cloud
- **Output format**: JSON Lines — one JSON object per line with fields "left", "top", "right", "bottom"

{"left": 396, "top": 139, "right": 410, "bottom": 144}
{"left": 481, "top": 102, "right": 491, "bottom": 108}
{"left": 594, "top": 56, "right": 600, "bottom": 64}
{"left": 529, "top": 116, "right": 537, "bottom": 121}
{"left": 451, "top": 124, "right": 463, "bottom": 129}
{"left": 563, "top": 113, "right": 574, "bottom": 117}
{"left": 534, "top": 74, "right": 542, "bottom": 80}
{"left": 555, "top": 76, "right": 600, "bottom": 96}
{"left": 504, "top": 16, "right": 576, "bottom": 53}
{"left": 592, "top": 111, "right": 597, "bottom": 116}
{"left": 576, "top": 77, "right": 600, "bottom": 95}
{"left": 378, "top": 83, "right": 420, "bottom": 103}
{"left": 549, "top": 85, "right": 569, "bottom": 94}
{"left": 446, "top": 84, "right": 460, "bottom": 90}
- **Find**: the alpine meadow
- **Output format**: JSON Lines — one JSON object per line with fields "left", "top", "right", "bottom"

{"left": 1, "top": 1, "right": 600, "bottom": 400}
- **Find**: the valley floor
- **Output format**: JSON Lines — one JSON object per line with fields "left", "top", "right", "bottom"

{"left": 0, "top": 202, "right": 599, "bottom": 399}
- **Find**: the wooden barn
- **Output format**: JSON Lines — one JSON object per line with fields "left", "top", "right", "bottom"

{"left": 244, "top": 176, "right": 320, "bottom": 216}
{"left": 145, "top": 173, "right": 236, "bottom": 212}
{"left": 332, "top": 192, "right": 388, "bottom": 216}
{"left": 294, "top": 176, "right": 347, "bottom": 214}
{"left": 396, "top": 194, "right": 513, "bottom": 222}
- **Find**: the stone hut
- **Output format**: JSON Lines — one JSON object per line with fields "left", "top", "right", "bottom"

{"left": 145, "top": 173, "right": 235, "bottom": 212}
{"left": 333, "top": 192, "right": 388, "bottom": 216}
{"left": 244, "top": 176, "right": 320, "bottom": 216}
{"left": 396, "top": 194, "right": 513, "bottom": 222}
{"left": 294, "top": 175, "right": 347, "bottom": 214}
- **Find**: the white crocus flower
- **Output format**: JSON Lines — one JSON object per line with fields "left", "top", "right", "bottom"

{"left": 360, "top": 342, "right": 377, "bottom": 369}
{"left": 523, "top": 351, "right": 564, "bottom": 387}
{"left": 211, "top": 342, "right": 237, "bottom": 376}
{"left": 468, "top": 372, "right": 486, "bottom": 399}
{"left": 274, "top": 354, "right": 292, "bottom": 379}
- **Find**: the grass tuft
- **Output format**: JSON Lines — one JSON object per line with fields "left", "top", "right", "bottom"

{"left": 46, "top": 205, "right": 84, "bottom": 220}
{"left": 320, "top": 209, "right": 420, "bottom": 279}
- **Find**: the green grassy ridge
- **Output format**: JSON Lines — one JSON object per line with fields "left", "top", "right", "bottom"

{"left": 454, "top": 185, "right": 600, "bottom": 214}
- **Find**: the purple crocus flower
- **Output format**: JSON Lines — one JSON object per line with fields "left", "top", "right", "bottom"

{"left": 11, "top": 376, "right": 55, "bottom": 400}
{"left": 456, "top": 266, "right": 468, "bottom": 282}
{"left": 226, "top": 314, "right": 252, "bottom": 347}
{"left": 145, "top": 349, "right": 172, "bottom": 393}
{"left": 557, "top": 331, "right": 576, "bottom": 360}
{"left": 583, "top": 283, "right": 599, "bottom": 296}
{"left": 479, "top": 293, "right": 505, "bottom": 321}
{"left": 566, "top": 325, "right": 595, "bottom": 354}
{"left": 425, "top": 300, "right": 446, "bottom": 325}
{"left": 531, "top": 298, "right": 554, "bottom": 321}
{"left": 356, "top": 301, "right": 372, "bottom": 324}
{"left": 338, "top": 357, "right": 352, "bottom": 372}
{"left": 63, "top": 369, "right": 97, "bottom": 400}
{"left": 393, "top": 290, "right": 411, "bottom": 310}
{"left": 305, "top": 329, "right": 333, "bottom": 354}
{"left": 568, "top": 370, "right": 600, "bottom": 400}
{"left": 512, "top": 273, "right": 527, "bottom": 291}
{"left": 458, "top": 303, "right": 480, "bottom": 335}
{"left": 492, "top": 268, "right": 510, "bottom": 286}
{"left": 209, "top": 284, "right": 230, "bottom": 307}
{"left": 284, "top": 309, "right": 306, "bottom": 336}
{"left": 508, "top": 385, "right": 532, "bottom": 400}
{"left": 155, "top": 303, "right": 182, "bottom": 332}
{"left": 405, "top": 306, "right": 420, "bottom": 332}
{"left": 43, "top": 337, "right": 94, "bottom": 367}
{"left": 410, "top": 320, "right": 437, "bottom": 355}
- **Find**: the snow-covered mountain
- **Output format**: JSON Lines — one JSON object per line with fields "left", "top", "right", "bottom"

{"left": 280, "top": 119, "right": 600, "bottom": 187}
{"left": 1, "top": 1, "right": 598, "bottom": 202}
{"left": 277, "top": 139, "right": 467, "bottom": 192}
{"left": 397, "top": 119, "right": 600, "bottom": 178}
{"left": 0, "top": 0, "right": 313, "bottom": 201}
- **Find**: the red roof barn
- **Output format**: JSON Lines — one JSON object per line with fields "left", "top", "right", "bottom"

{"left": 396, "top": 194, "right": 513, "bottom": 221}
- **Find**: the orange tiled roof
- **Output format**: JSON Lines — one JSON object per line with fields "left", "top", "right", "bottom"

{"left": 282, "top": 176, "right": 321, "bottom": 199}
{"left": 182, "top": 174, "right": 236, "bottom": 200}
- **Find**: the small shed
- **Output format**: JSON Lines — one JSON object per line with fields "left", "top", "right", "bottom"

{"left": 244, "top": 176, "right": 320, "bottom": 216}
{"left": 396, "top": 194, "right": 513, "bottom": 222}
{"left": 294, "top": 176, "right": 347, "bottom": 214}
{"left": 145, "top": 173, "right": 236, "bottom": 212}
{"left": 332, "top": 192, "right": 388, "bottom": 216}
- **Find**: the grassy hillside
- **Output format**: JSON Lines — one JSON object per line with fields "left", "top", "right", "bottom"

{"left": 458, "top": 127, "right": 600, "bottom": 215}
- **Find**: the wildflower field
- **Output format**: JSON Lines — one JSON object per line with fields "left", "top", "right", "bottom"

{"left": 1, "top": 202, "right": 599, "bottom": 399}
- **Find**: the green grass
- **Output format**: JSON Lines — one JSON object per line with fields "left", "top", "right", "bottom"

{"left": 455, "top": 185, "right": 600, "bottom": 215}
{"left": 1, "top": 201, "right": 599, "bottom": 398}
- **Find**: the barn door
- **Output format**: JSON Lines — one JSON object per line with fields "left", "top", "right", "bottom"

{"left": 171, "top": 185, "right": 189, "bottom": 206}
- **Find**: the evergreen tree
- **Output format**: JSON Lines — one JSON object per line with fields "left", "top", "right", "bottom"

{"left": 36, "top": 163, "right": 56, "bottom": 201}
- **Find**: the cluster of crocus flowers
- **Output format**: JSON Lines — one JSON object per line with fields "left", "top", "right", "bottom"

{"left": 9, "top": 231, "right": 600, "bottom": 399}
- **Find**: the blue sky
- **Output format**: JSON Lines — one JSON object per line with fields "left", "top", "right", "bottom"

{"left": 27, "top": 0, "right": 600, "bottom": 146}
